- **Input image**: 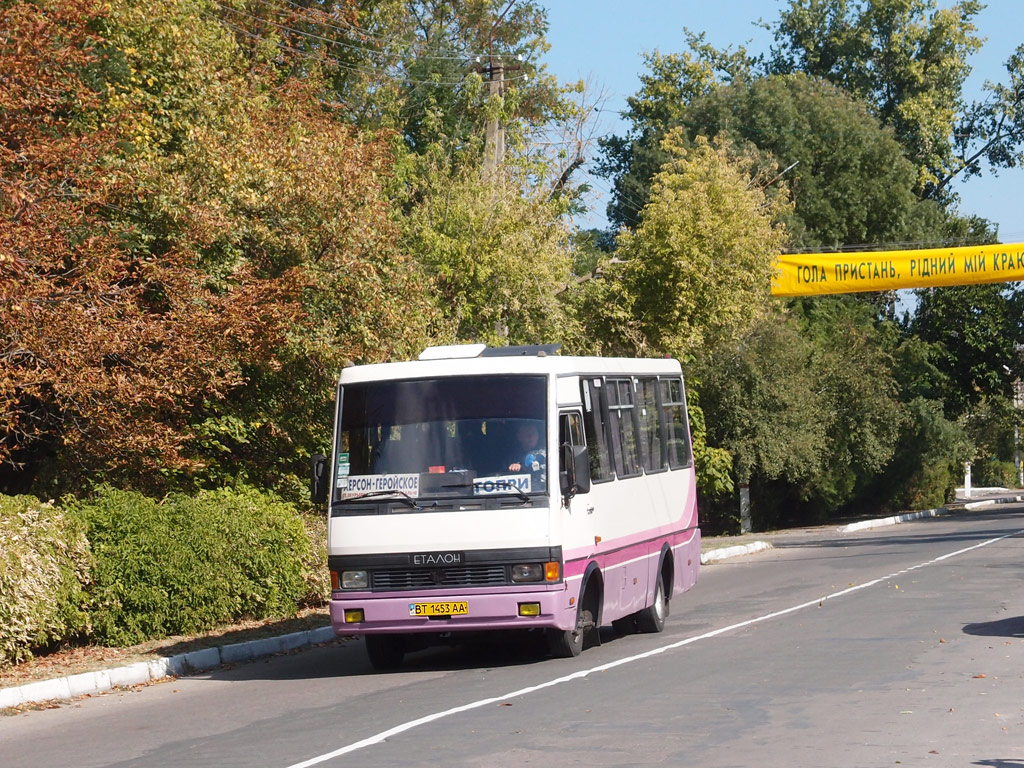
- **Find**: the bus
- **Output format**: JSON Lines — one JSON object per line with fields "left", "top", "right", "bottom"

{"left": 310, "top": 343, "right": 701, "bottom": 669}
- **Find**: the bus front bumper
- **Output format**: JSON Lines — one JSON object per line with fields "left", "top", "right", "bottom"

{"left": 330, "top": 585, "right": 576, "bottom": 635}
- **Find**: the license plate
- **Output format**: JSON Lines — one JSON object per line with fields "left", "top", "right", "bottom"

{"left": 409, "top": 601, "right": 468, "bottom": 617}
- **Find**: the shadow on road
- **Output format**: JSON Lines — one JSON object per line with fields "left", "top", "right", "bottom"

{"left": 198, "top": 623, "right": 641, "bottom": 683}
{"left": 962, "top": 616, "right": 1024, "bottom": 638}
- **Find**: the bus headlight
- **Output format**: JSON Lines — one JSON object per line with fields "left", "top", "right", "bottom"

{"left": 341, "top": 570, "right": 369, "bottom": 589}
{"left": 511, "top": 563, "right": 543, "bottom": 583}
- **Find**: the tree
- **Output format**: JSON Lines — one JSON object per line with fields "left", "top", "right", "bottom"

{"left": 701, "top": 312, "right": 829, "bottom": 492}
{"left": 0, "top": 0, "right": 300, "bottom": 493}
{"left": 910, "top": 283, "right": 1024, "bottom": 415}
{"left": 685, "top": 73, "right": 940, "bottom": 249}
{"left": 1, "top": 0, "right": 438, "bottom": 497}
{"left": 401, "top": 157, "right": 582, "bottom": 347}
{"left": 768, "top": 0, "right": 1024, "bottom": 200}
{"left": 603, "top": 66, "right": 951, "bottom": 250}
{"left": 579, "top": 133, "right": 788, "bottom": 501}
{"left": 593, "top": 132, "right": 788, "bottom": 364}
{"left": 597, "top": 37, "right": 745, "bottom": 231}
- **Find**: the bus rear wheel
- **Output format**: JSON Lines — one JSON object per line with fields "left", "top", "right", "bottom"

{"left": 637, "top": 571, "right": 669, "bottom": 633}
{"left": 365, "top": 634, "right": 406, "bottom": 670}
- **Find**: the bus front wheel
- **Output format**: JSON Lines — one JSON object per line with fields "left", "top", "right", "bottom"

{"left": 365, "top": 634, "right": 406, "bottom": 670}
{"left": 549, "top": 585, "right": 598, "bottom": 658}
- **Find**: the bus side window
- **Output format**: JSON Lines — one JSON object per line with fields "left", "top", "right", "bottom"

{"left": 581, "top": 378, "right": 613, "bottom": 482}
{"left": 662, "top": 377, "right": 693, "bottom": 469}
{"left": 607, "top": 378, "right": 641, "bottom": 477}
{"left": 637, "top": 377, "right": 664, "bottom": 471}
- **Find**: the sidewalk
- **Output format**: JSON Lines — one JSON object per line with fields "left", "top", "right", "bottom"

{"left": 4, "top": 491, "right": 1022, "bottom": 711}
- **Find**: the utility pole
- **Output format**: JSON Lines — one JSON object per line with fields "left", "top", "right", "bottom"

{"left": 479, "top": 55, "right": 520, "bottom": 179}
{"left": 480, "top": 0, "right": 520, "bottom": 180}
{"left": 483, "top": 58, "right": 506, "bottom": 179}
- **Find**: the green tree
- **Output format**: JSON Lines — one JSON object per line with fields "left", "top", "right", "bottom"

{"left": 701, "top": 299, "right": 908, "bottom": 528}
{"left": 401, "top": 157, "right": 581, "bottom": 347}
{"left": 593, "top": 132, "right": 788, "bottom": 363}
{"left": 686, "top": 74, "right": 942, "bottom": 249}
{"left": 581, "top": 133, "right": 788, "bottom": 500}
{"left": 910, "top": 283, "right": 1024, "bottom": 415}
{"left": 597, "top": 39, "right": 741, "bottom": 231}
{"left": 768, "top": 0, "right": 1024, "bottom": 200}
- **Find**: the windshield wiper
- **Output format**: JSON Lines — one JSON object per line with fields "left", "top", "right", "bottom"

{"left": 341, "top": 490, "right": 419, "bottom": 508}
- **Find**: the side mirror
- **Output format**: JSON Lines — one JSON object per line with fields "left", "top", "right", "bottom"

{"left": 572, "top": 444, "right": 591, "bottom": 495}
{"left": 559, "top": 443, "right": 591, "bottom": 499}
{"left": 310, "top": 454, "right": 328, "bottom": 505}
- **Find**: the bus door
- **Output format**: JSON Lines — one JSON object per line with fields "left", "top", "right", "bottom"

{"left": 558, "top": 408, "right": 596, "bottom": 568}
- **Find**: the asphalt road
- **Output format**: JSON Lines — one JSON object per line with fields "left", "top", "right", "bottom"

{"left": 3, "top": 505, "right": 1023, "bottom": 768}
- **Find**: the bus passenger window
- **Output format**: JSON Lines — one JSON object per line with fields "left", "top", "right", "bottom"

{"left": 638, "top": 377, "right": 663, "bottom": 471}
{"left": 581, "top": 379, "right": 612, "bottom": 482}
{"left": 607, "top": 378, "right": 641, "bottom": 477}
{"left": 662, "top": 378, "right": 693, "bottom": 469}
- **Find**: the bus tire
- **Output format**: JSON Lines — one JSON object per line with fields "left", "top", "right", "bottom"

{"left": 365, "top": 634, "right": 406, "bottom": 670}
{"left": 547, "top": 599, "right": 585, "bottom": 658}
{"left": 637, "top": 570, "right": 669, "bottom": 633}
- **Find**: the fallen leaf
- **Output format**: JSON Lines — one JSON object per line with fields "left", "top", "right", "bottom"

{"left": 973, "top": 674, "right": 987, "bottom": 679}
{"left": 939, "top": 638, "right": 946, "bottom": 643}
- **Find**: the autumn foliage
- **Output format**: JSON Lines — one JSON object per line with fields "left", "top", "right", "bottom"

{"left": 0, "top": 0, "right": 432, "bottom": 494}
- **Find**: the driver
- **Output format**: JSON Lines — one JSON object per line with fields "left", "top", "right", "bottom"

{"left": 508, "top": 421, "right": 545, "bottom": 473}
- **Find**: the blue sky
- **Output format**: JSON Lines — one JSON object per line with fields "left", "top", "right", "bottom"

{"left": 539, "top": 0, "right": 1024, "bottom": 243}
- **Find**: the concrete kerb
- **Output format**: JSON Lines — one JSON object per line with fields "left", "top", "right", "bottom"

{"left": 838, "top": 494, "right": 1024, "bottom": 533}
{"left": 700, "top": 541, "right": 774, "bottom": 564}
{"left": 698, "top": 493, "right": 1024, "bottom": 564}
{"left": 0, "top": 626, "right": 335, "bottom": 711}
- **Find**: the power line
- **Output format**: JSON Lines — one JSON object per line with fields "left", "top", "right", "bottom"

{"left": 263, "top": 0, "right": 483, "bottom": 60}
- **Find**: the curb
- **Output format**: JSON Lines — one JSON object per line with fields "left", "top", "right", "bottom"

{"left": 838, "top": 494, "right": 1024, "bottom": 533}
{"left": 839, "top": 506, "right": 945, "bottom": 533}
{"left": 0, "top": 626, "right": 336, "bottom": 711}
{"left": 963, "top": 494, "right": 1024, "bottom": 510}
{"left": 700, "top": 541, "right": 773, "bottom": 564}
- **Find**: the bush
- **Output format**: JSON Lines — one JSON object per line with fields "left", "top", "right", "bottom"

{"left": 0, "top": 496, "right": 90, "bottom": 667}
{"left": 972, "top": 458, "right": 1019, "bottom": 489}
{"left": 299, "top": 508, "right": 329, "bottom": 607}
{"left": 70, "top": 485, "right": 312, "bottom": 646}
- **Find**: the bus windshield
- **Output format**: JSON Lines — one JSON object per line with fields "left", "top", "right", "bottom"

{"left": 336, "top": 375, "right": 547, "bottom": 500}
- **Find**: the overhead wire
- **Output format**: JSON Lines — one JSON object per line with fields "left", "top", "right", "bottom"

{"left": 263, "top": 0, "right": 483, "bottom": 60}
{"left": 206, "top": 11, "right": 532, "bottom": 87}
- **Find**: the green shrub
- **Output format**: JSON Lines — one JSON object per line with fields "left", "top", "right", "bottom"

{"left": 972, "top": 458, "right": 1018, "bottom": 489}
{"left": 299, "top": 509, "right": 329, "bottom": 607}
{"left": 0, "top": 496, "right": 90, "bottom": 667}
{"left": 71, "top": 485, "right": 311, "bottom": 646}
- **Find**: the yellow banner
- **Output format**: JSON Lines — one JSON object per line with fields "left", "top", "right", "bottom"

{"left": 771, "top": 242, "right": 1024, "bottom": 296}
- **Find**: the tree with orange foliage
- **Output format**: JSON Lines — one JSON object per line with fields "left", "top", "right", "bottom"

{"left": 0, "top": 0, "right": 307, "bottom": 493}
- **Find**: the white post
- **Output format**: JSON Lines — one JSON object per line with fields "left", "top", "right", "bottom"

{"left": 739, "top": 482, "right": 751, "bottom": 533}
{"left": 964, "top": 461, "right": 972, "bottom": 499}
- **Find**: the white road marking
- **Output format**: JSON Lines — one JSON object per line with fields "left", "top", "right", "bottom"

{"left": 285, "top": 529, "right": 1022, "bottom": 768}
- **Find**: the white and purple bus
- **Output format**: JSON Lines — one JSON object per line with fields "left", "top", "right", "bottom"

{"left": 310, "top": 344, "right": 701, "bottom": 669}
